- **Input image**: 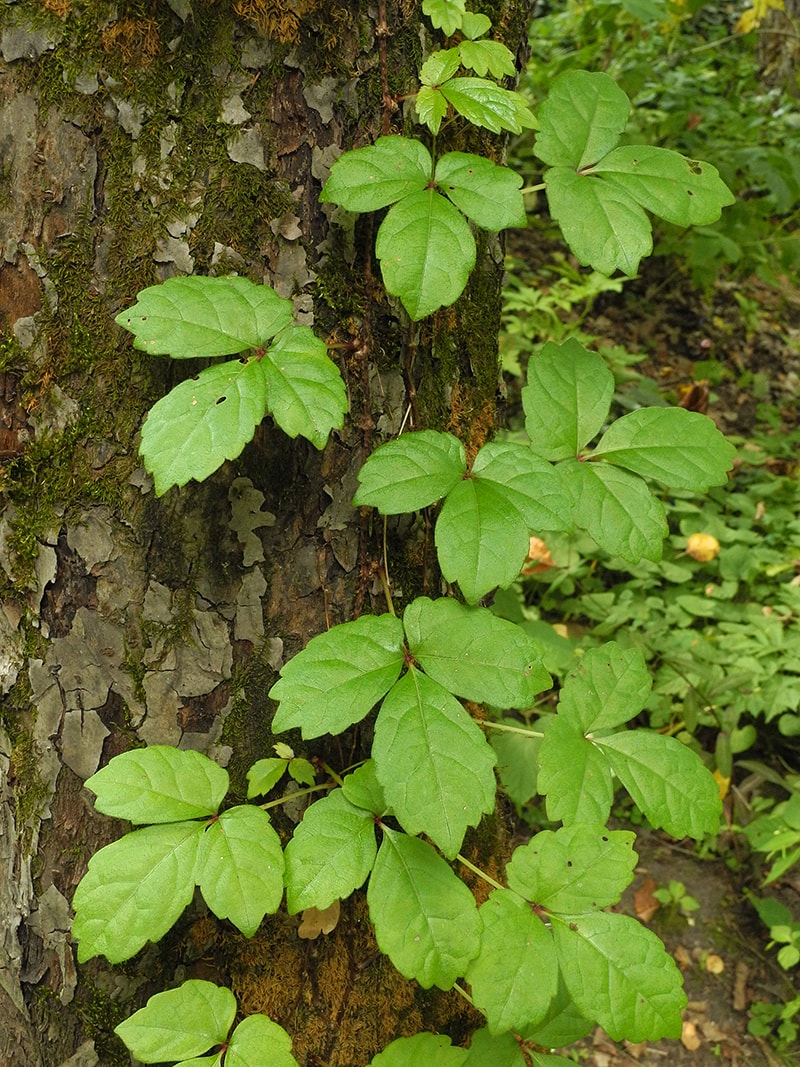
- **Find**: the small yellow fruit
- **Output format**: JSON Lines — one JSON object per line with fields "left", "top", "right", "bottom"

{"left": 686, "top": 532, "right": 720, "bottom": 562}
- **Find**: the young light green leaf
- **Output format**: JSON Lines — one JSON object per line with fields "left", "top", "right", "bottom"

{"left": 535, "top": 70, "right": 630, "bottom": 170}
{"left": 440, "top": 78, "right": 536, "bottom": 134}
{"left": 284, "top": 790, "right": 377, "bottom": 913}
{"left": 262, "top": 327, "right": 347, "bottom": 450}
{"left": 419, "top": 48, "right": 462, "bottom": 86}
{"left": 459, "top": 11, "right": 491, "bottom": 39}
{"left": 319, "top": 136, "right": 430, "bottom": 212}
{"left": 505, "top": 825, "right": 637, "bottom": 913}
{"left": 115, "top": 276, "right": 293, "bottom": 359}
{"left": 471, "top": 440, "right": 573, "bottom": 533}
{"left": 246, "top": 757, "right": 287, "bottom": 799}
{"left": 537, "top": 714, "right": 614, "bottom": 826}
{"left": 354, "top": 430, "right": 466, "bottom": 513}
{"left": 403, "top": 596, "right": 551, "bottom": 707}
{"left": 592, "top": 407, "right": 737, "bottom": 490}
{"left": 552, "top": 912, "right": 686, "bottom": 1041}
{"left": 558, "top": 643, "right": 652, "bottom": 732}
{"left": 595, "top": 146, "right": 735, "bottom": 226}
{"left": 367, "top": 828, "right": 481, "bottom": 988}
{"left": 197, "top": 806, "right": 284, "bottom": 936}
{"left": 371, "top": 1033, "right": 467, "bottom": 1067}
{"left": 561, "top": 459, "right": 667, "bottom": 563}
{"left": 422, "top": 0, "right": 466, "bottom": 35}
{"left": 341, "top": 760, "right": 388, "bottom": 815}
{"left": 435, "top": 152, "right": 526, "bottom": 230}
{"left": 269, "top": 614, "right": 405, "bottom": 738}
{"left": 114, "top": 980, "right": 235, "bottom": 1064}
{"left": 288, "top": 758, "right": 316, "bottom": 786}
{"left": 85, "top": 746, "right": 229, "bottom": 824}
{"left": 225, "top": 1015, "right": 299, "bottom": 1067}
{"left": 490, "top": 720, "right": 541, "bottom": 808}
{"left": 466, "top": 889, "right": 558, "bottom": 1035}
{"left": 544, "top": 167, "right": 653, "bottom": 275}
{"left": 595, "top": 730, "right": 723, "bottom": 839}
{"left": 523, "top": 339, "right": 615, "bottom": 460}
{"left": 376, "top": 189, "right": 476, "bottom": 319}
{"left": 73, "top": 821, "right": 203, "bottom": 963}
{"left": 457, "top": 39, "right": 516, "bottom": 79}
{"left": 415, "top": 85, "right": 449, "bottom": 134}
{"left": 373, "top": 669, "right": 496, "bottom": 858}
{"left": 140, "top": 358, "right": 268, "bottom": 495}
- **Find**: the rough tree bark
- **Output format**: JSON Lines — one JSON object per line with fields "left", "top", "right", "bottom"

{"left": 0, "top": 2, "right": 533, "bottom": 1064}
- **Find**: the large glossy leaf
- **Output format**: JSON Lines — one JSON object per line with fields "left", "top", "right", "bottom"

{"left": 367, "top": 829, "right": 481, "bottom": 988}
{"left": 354, "top": 430, "right": 466, "bottom": 513}
{"left": 372, "top": 669, "right": 496, "bottom": 857}
{"left": 139, "top": 357, "right": 268, "bottom": 495}
{"left": 196, "top": 806, "right": 285, "bottom": 936}
{"left": 225, "top": 1015, "right": 299, "bottom": 1067}
{"left": 262, "top": 327, "right": 347, "bottom": 449}
{"left": 85, "top": 746, "right": 228, "bottom": 824}
{"left": 558, "top": 643, "right": 652, "bottom": 732}
{"left": 435, "top": 152, "right": 526, "bottom": 230}
{"left": 552, "top": 912, "right": 686, "bottom": 1041}
{"left": 592, "top": 407, "right": 737, "bottom": 490}
{"left": 535, "top": 71, "right": 630, "bottom": 170}
{"left": 403, "top": 596, "right": 551, "bottom": 707}
{"left": 115, "top": 980, "right": 235, "bottom": 1063}
{"left": 73, "top": 821, "right": 203, "bottom": 963}
{"left": 269, "top": 614, "right": 405, "bottom": 738}
{"left": 537, "top": 714, "right": 614, "bottom": 826}
{"left": 319, "top": 136, "right": 430, "bottom": 212}
{"left": 115, "top": 276, "right": 293, "bottom": 358}
{"left": 376, "top": 189, "right": 476, "bottom": 319}
{"left": 523, "top": 339, "right": 615, "bottom": 460}
{"left": 440, "top": 78, "right": 536, "bottom": 134}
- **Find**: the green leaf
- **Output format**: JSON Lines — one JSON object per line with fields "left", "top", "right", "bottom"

{"left": 558, "top": 643, "right": 652, "bottom": 732}
{"left": 246, "top": 758, "right": 287, "bottom": 798}
{"left": 284, "top": 791, "right": 377, "bottom": 913}
{"left": 367, "top": 828, "right": 481, "bottom": 988}
{"left": 505, "top": 825, "right": 637, "bottom": 913}
{"left": 471, "top": 441, "right": 572, "bottom": 533}
{"left": 140, "top": 358, "right": 268, "bottom": 495}
{"left": 523, "top": 339, "right": 615, "bottom": 460}
{"left": 85, "top": 746, "right": 228, "bottom": 824}
{"left": 115, "top": 276, "right": 293, "bottom": 358}
{"left": 415, "top": 85, "right": 449, "bottom": 135}
{"left": 537, "top": 715, "right": 614, "bottom": 826}
{"left": 373, "top": 669, "right": 496, "bottom": 858}
{"left": 225, "top": 1015, "right": 299, "bottom": 1067}
{"left": 595, "top": 146, "right": 735, "bottom": 226}
{"left": 595, "top": 730, "right": 723, "bottom": 839}
{"left": 592, "top": 407, "right": 737, "bottom": 490}
{"left": 341, "top": 760, "right": 388, "bottom": 815}
{"left": 263, "top": 327, "right": 347, "bottom": 450}
{"left": 552, "top": 912, "right": 686, "bottom": 1041}
{"left": 435, "top": 152, "right": 526, "bottom": 230}
{"left": 175, "top": 1056, "right": 222, "bottom": 1067}
{"left": 544, "top": 166, "right": 653, "bottom": 275}
{"left": 466, "top": 889, "right": 558, "bottom": 1034}
{"left": 73, "top": 821, "right": 202, "bottom": 963}
{"left": 288, "top": 757, "right": 316, "bottom": 786}
{"left": 403, "top": 596, "right": 551, "bottom": 707}
{"left": 521, "top": 975, "right": 593, "bottom": 1048}
{"left": 490, "top": 720, "right": 541, "bottom": 807}
{"left": 535, "top": 71, "right": 630, "bottom": 170}
{"left": 422, "top": 0, "right": 466, "bottom": 36}
{"left": 461, "top": 1028, "right": 528, "bottom": 1067}
{"left": 561, "top": 459, "right": 667, "bottom": 563}
{"left": 114, "top": 980, "right": 235, "bottom": 1063}
{"left": 459, "top": 11, "right": 491, "bottom": 39}
{"left": 196, "top": 806, "right": 284, "bottom": 936}
{"left": 457, "top": 39, "right": 516, "bottom": 79}
{"left": 319, "top": 136, "right": 430, "bottom": 212}
{"left": 269, "top": 614, "right": 405, "bottom": 738}
{"left": 376, "top": 189, "right": 476, "bottom": 319}
{"left": 419, "top": 48, "right": 462, "bottom": 86}
{"left": 440, "top": 78, "right": 536, "bottom": 135}
{"left": 354, "top": 430, "right": 466, "bottom": 513}
{"left": 371, "top": 1033, "right": 468, "bottom": 1066}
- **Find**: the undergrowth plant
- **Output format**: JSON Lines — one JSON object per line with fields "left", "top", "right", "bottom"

{"left": 72, "top": 4, "right": 738, "bottom": 1064}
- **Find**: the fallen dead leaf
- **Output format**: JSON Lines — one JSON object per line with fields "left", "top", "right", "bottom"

{"left": 298, "top": 899, "right": 340, "bottom": 939}
{"left": 674, "top": 944, "right": 692, "bottom": 970}
{"left": 634, "top": 876, "right": 660, "bottom": 923}
{"left": 706, "top": 953, "right": 725, "bottom": 974}
{"left": 733, "top": 960, "right": 749, "bottom": 1011}
{"left": 681, "top": 1019, "right": 702, "bottom": 1051}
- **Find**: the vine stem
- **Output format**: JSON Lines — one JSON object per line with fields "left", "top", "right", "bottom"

{"left": 452, "top": 982, "right": 475, "bottom": 1006}
{"left": 482, "top": 720, "right": 544, "bottom": 739}
{"left": 520, "top": 182, "right": 545, "bottom": 194}
{"left": 259, "top": 783, "right": 331, "bottom": 812}
{"left": 319, "top": 761, "right": 345, "bottom": 787}
{"left": 457, "top": 853, "right": 506, "bottom": 893}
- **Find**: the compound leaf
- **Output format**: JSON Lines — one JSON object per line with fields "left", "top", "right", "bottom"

{"left": 263, "top": 327, "right": 347, "bottom": 450}
{"left": 552, "top": 912, "right": 686, "bottom": 1041}
{"left": 115, "top": 276, "right": 293, "bottom": 359}
{"left": 420, "top": 48, "right": 462, "bottom": 86}
{"left": 435, "top": 152, "right": 526, "bottom": 230}
{"left": 73, "top": 821, "right": 203, "bottom": 963}
{"left": 592, "top": 407, "right": 737, "bottom": 490}
{"left": 140, "top": 357, "right": 268, "bottom": 495}
{"left": 376, "top": 189, "right": 476, "bottom": 320}
{"left": 85, "top": 746, "right": 228, "bottom": 824}
{"left": 114, "top": 980, "right": 235, "bottom": 1064}
{"left": 440, "top": 78, "right": 536, "bottom": 134}
{"left": 354, "top": 430, "right": 466, "bottom": 513}
{"left": 284, "top": 791, "right": 377, "bottom": 914}
{"left": 422, "top": 0, "right": 466, "bottom": 35}
{"left": 457, "top": 38, "right": 516, "bottom": 79}
{"left": 371, "top": 1033, "right": 467, "bottom": 1066}
{"left": 197, "top": 806, "right": 284, "bottom": 936}
{"left": 246, "top": 758, "right": 287, "bottom": 799}
{"left": 523, "top": 339, "right": 614, "bottom": 460}
{"left": 459, "top": 11, "right": 491, "bottom": 39}
{"left": 269, "top": 614, "right": 405, "bottom": 738}
{"left": 558, "top": 643, "right": 652, "bottom": 732}
{"left": 367, "top": 828, "right": 481, "bottom": 988}
{"left": 373, "top": 669, "right": 496, "bottom": 858}
{"left": 471, "top": 440, "right": 572, "bottom": 533}
{"left": 535, "top": 70, "right": 630, "bottom": 170}
{"left": 403, "top": 596, "right": 551, "bottom": 707}
{"left": 320, "top": 136, "right": 430, "bottom": 212}
{"left": 225, "top": 1015, "right": 299, "bottom": 1067}
{"left": 538, "top": 714, "right": 614, "bottom": 826}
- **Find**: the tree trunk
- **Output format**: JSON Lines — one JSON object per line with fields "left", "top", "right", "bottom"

{"left": 756, "top": 0, "right": 800, "bottom": 91}
{"left": 0, "top": 2, "right": 532, "bottom": 1064}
